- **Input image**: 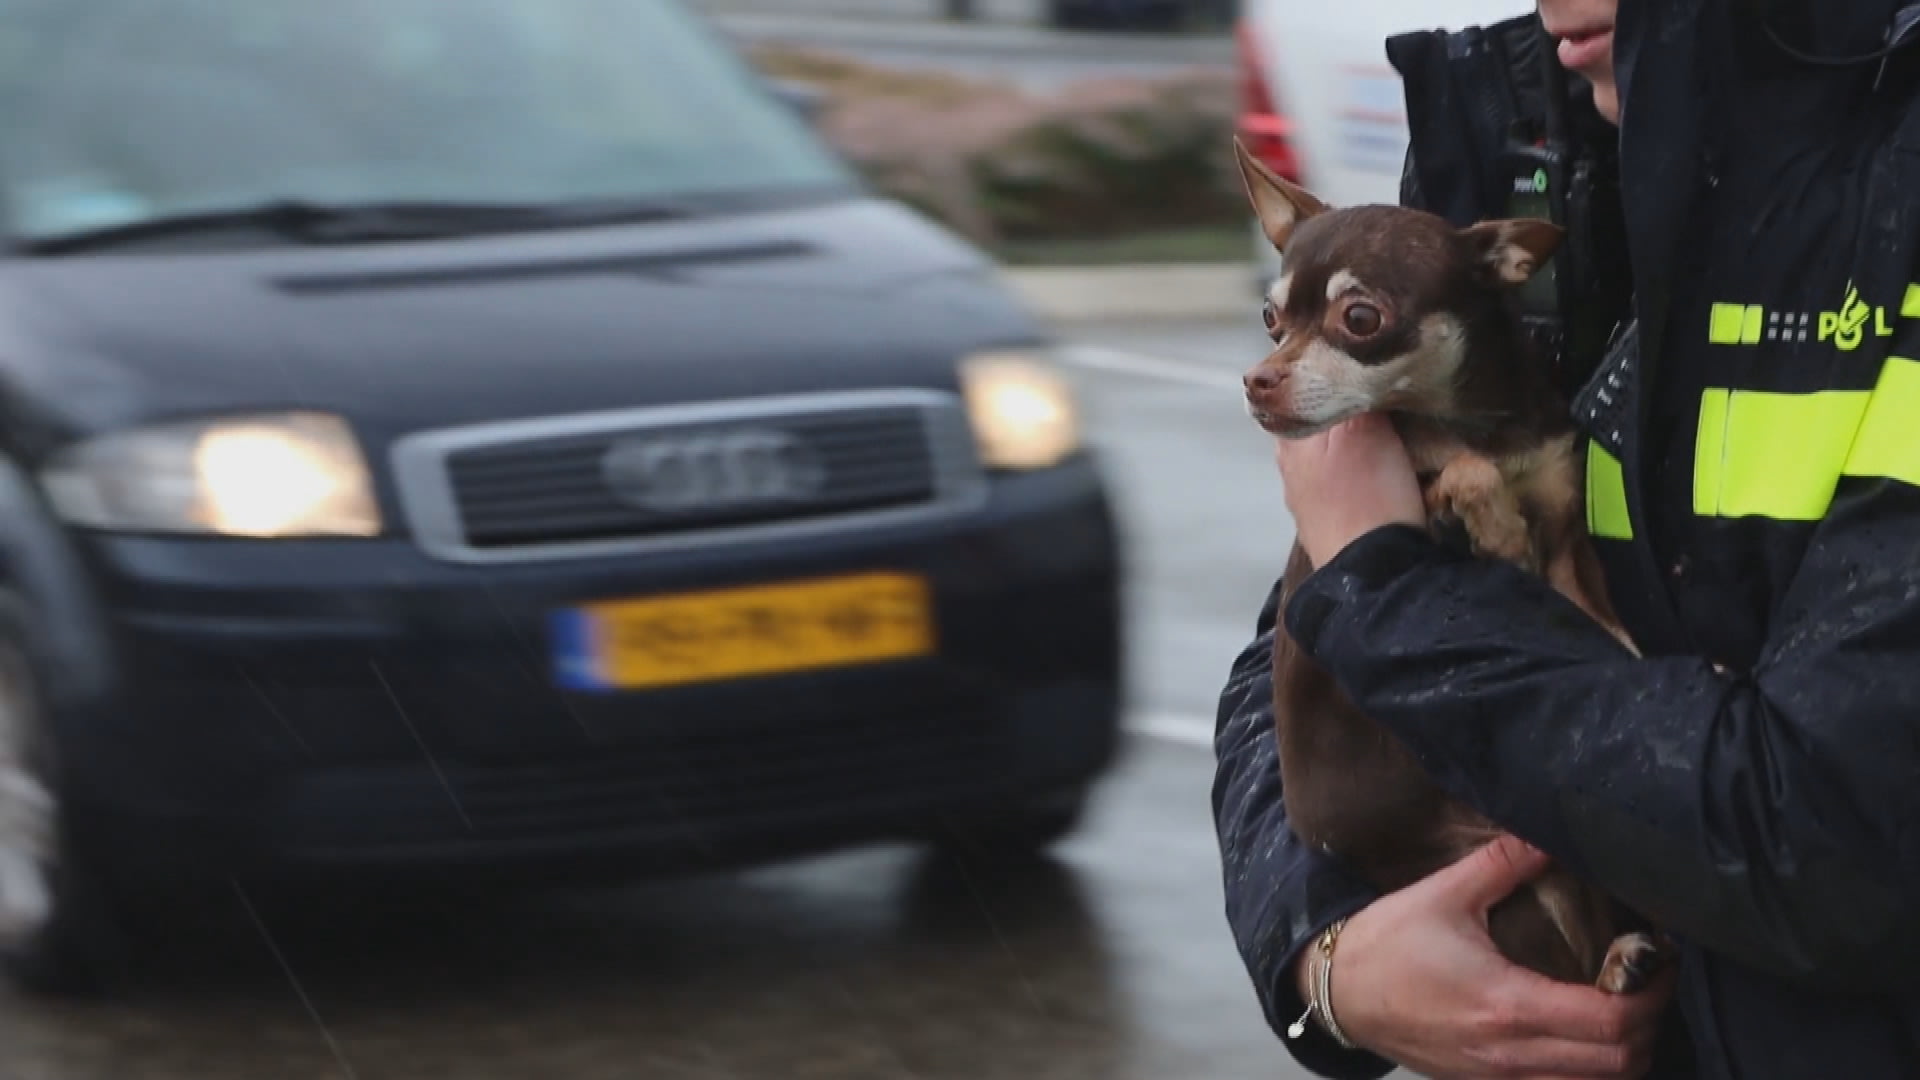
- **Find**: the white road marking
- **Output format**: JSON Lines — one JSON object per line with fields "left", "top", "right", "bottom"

{"left": 1058, "top": 344, "right": 1254, "bottom": 751}
{"left": 1058, "top": 344, "right": 1247, "bottom": 393}
{"left": 1127, "top": 709, "right": 1215, "bottom": 748}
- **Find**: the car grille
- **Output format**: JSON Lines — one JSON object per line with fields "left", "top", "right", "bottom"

{"left": 448, "top": 407, "right": 933, "bottom": 549}
{"left": 391, "top": 391, "right": 987, "bottom": 562}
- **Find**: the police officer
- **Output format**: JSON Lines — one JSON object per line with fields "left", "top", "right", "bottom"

{"left": 1213, "top": 0, "right": 1920, "bottom": 1077}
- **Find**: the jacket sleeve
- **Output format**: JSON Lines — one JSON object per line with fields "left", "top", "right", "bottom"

{"left": 1211, "top": 578, "right": 1394, "bottom": 1080}
{"left": 1282, "top": 476, "right": 1920, "bottom": 994}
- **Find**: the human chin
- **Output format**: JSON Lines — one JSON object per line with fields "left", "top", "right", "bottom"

{"left": 1590, "top": 78, "right": 1619, "bottom": 124}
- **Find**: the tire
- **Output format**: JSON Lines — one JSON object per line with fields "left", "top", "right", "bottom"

{"left": 1136, "top": 2, "right": 1185, "bottom": 30}
{"left": 1047, "top": 0, "right": 1093, "bottom": 29}
{"left": 1053, "top": 1, "right": 1181, "bottom": 31}
{"left": 0, "top": 601, "right": 127, "bottom": 998}
{"left": 3, "top": 830, "right": 125, "bottom": 998}
{"left": 934, "top": 795, "right": 1088, "bottom": 863}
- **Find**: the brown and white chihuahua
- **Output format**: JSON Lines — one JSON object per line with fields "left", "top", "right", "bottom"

{"left": 1234, "top": 138, "right": 1668, "bottom": 994}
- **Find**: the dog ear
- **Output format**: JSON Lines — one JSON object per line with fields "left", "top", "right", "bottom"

{"left": 1460, "top": 219, "right": 1565, "bottom": 286}
{"left": 1234, "top": 137, "right": 1329, "bottom": 253}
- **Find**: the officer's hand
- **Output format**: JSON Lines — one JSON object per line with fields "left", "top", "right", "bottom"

{"left": 1274, "top": 413, "right": 1425, "bottom": 568}
{"left": 1302, "top": 834, "right": 1675, "bottom": 1080}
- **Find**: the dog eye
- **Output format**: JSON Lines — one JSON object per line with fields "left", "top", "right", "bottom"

{"left": 1261, "top": 300, "right": 1280, "bottom": 334}
{"left": 1343, "top": 303, "right": 1383, "bottom": 337}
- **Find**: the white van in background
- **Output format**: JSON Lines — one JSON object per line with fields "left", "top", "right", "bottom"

{"left": 1234, "top": 1, "right": 1534, "bottom": 286}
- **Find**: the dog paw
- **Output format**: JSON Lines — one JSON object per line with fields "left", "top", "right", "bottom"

{"left": 1595, "top": 932, "right": 1672, "bottom": 994}
{"left": 1473, "top": 531, "right": 1538, "bottom": 572}
{"left": 1464, "top": 513, "right": 1537, "bottom": 571}
{"left": 1431, "top": 455, "right": 1538, "bottom": 570}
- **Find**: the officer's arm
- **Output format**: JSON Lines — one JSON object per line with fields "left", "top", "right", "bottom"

{"left": 1279, "top": 481, "right": 1920, "bottom": 994}
{"left": 1212, "top": 579, "right": 1393, "bottom": 1080}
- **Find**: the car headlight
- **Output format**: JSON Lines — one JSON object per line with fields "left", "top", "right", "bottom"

{"left": 40, "top": 412, "right": 382, "bottom": 538}
{"left": 959, "top": 349, "right": 1082, "bottom": 470}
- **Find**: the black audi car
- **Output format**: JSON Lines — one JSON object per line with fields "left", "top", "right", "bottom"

{"left": 0, "top": 0, "right": 1126, "bottom": 991}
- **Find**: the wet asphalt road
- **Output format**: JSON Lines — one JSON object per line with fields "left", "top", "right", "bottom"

{"left": 0, "top": 749, "right": 1300, "bottom": 1080}
{"left": 1062, "top": 316, "right": 1294, "bottom": 726}
{"left": 0, "top": 316, "right": 1357, "bottom": 1080}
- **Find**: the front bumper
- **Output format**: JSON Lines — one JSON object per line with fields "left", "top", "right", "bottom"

{"left": 56, "top": 458, "right": 1125, "bottom": 878}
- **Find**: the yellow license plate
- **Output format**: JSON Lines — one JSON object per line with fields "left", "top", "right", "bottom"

{"left": 551, "top": 572, "right": 936, "bottom": 692}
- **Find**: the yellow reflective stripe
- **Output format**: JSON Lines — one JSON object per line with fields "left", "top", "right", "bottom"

{"left": 1844, "top": 356, "right": 1920, "bottom": 487}
{"left": 1694, "top": 387, "right": 1868, "bottom": 520}
{"left": 1693, "top": 388, "right": 1729, "bottom": 518}
{"left": 1586, "top": 442, "right": 1633, "bottom": 540}
{"left": 1691, "top": 356, "right": 1920, "bottom": 522}
{"left": 1708, "top": 303, "right": 1766, "bottom": 345}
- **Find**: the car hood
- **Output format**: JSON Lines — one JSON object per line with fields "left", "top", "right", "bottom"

{"left": 0, "top": 195, "right": 1041, "bottom": 456}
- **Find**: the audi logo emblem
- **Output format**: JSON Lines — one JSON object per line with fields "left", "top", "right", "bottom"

{"left": 601, "top": 429, "right": 829, "bottom": 513}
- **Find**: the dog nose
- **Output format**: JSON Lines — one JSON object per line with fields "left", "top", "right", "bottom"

{"left": 1244, "top": 370, "right": 1284, "bottom": 395}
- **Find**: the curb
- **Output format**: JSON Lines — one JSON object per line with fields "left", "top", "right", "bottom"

{"left": 1002, "top": 262, "right": 1258, "bottom": 323}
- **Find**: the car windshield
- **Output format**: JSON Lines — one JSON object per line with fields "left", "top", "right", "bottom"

{"left": 0, "top": 0, "right": 855, "bottom": 244}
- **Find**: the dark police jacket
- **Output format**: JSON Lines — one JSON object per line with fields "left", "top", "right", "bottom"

{"left": 1211, "top": 2, "right": 1920, "bottom": 1078}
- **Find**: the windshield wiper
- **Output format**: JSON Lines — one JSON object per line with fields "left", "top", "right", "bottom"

{"left": 17, "top": 197, "right": 702, "bottom": 255}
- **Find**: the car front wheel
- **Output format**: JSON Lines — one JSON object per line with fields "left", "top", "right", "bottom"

{"left": 0, "top": 601, "right": 126, "bottom": 998}
{"left": 1049, "top": 1, "right": 1188, "bottom": 30}
{"left": 934, "top": 793, "right": 1089, "bottom": 863}
{"left": 1047, "top": 0, "right": 1093, "bottom": 28}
